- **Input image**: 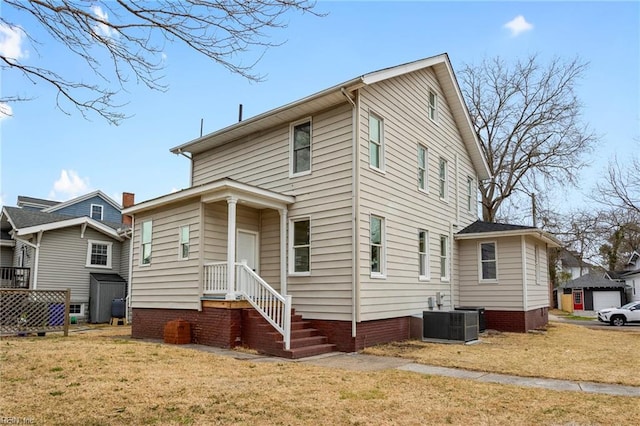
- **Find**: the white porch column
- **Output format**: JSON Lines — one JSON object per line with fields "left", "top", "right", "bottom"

{"left": 226, "top": 197, "right": 238, "bottom": 300}
{"left": 279, "top": 208, "right": 288, "bottom": 295}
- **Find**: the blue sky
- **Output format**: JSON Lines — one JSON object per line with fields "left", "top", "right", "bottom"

{"left": 1, "top": 1, "right": 638, "bottom": 213}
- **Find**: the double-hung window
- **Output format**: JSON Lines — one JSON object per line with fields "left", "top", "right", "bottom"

{"left": 90, "top": 204, "right": 103, "bottom": 220}
{"left": 291, "top": 119, "right": 311, "bottom": 176}
{"left": 86, "top": 239, "right": 112, "bottom": 269}
{"left": 428, "top": 90, "right": 438, "bottom": 121}
{"left": 440, "top": 235, "right": 449, "bottom": 281}
{"left": 418, "top": 229, "right": 429, "bottom": 279}
{"left": 179, "top": 225, "right": 189, "bottom": 260}
{"left": 369, "top": 114, "right": 383, "bottom": 170}
{"left": 290, "top": 218, "right": 310, "bottom": 274}
{"left": 438, "top": 158, "right": 448, "bottom": 200}
{"left": 370, "top": 215, "right": 385, "bottom": 277}
{"left": 480, "top": 242, "right": 497, "bottom": 281}
{"left": 141, "top": 220, "right": 152, "bottom": 265}
{"left": 418, "top": 145, "right": 428, "bottom": 192}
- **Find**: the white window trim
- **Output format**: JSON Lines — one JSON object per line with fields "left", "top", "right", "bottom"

{"left": 140, "top": 220, "right": 152, "bottom": 267}
{"left": 368, "top": 112, "right": 385, "bottom": 173}
{"left": 535, "top": 245, "right": 541, "bottom": 285}
{"left": 289, "top": 117, "right": 312, "bottom": 178}
{"left": 479, "top": 241, "right": 499, "bottom": 283}
{"left": 178, "top": 225, "right": 190, "bottom": 260}
{"left": 419, "top": 229, "right": 430, "bottom": 281}
{"left": 86, "top": 239, "right": 113, "bottom": 269}
{"left": 289, "top": 216, "right": 311, "bottom": 276}
{"left": 440, "top": 235, "right": 449, "bottom": 282}
{"left": 370, "top": 214, "right": 386, "bottom": 279}
{"left": 90, "top": 204, "right": 104, "bottom": 220}
{"left": 69, "top": 303, "right": 85, "bottom": 317}
{"left": 418, "top": 144, "right": 429, "bottom": 194}
{"left": 467, "top": 176, "right": 474, "bottom": 212}
{"left": 438, "top": 157, "right": 448, "bottom": 201}
{"left": 428, "top": 89, "right": 438, "bottom": 122}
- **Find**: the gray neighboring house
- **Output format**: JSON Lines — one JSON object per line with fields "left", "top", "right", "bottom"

{"left": 560, "top": 272, "right": 627, "bottom": 312}
{"left": 0, "top": 191, "right": 134, "bottom": 322}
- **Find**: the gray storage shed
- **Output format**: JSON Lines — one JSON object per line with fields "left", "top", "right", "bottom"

{"left": 89, "top": 273, "right": 126, "bottom": 323}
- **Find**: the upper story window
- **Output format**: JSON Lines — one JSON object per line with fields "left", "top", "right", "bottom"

{"left": 290, "top": 218, "right": 310, "bottom": 274}
{"left": 467, "top": 176, "right": 474, "bottom": 211}
{"left": 419, "top": 229, "right": 429, "bottom": 280}
{"left": 369, "top": 113, "right": 384, "bottom": 171}
{"left": 370, "top": 215, "right": 385, "bottom": 277}
{"left": 428, "top": 90, "right": 438, "bottom": 121}
{"left": 438, "top": 158, "right": 448, "bottom": 200}
{"left": 418, "top": 145, "right": 428, "bottom": 192}
{"left": 86, "top": 239, "right": 112, "bottom": 269}
{"left": 179, "top": 225, "right": 189, "bottom": 260}
{"left": 290, "top": 118, "right": 312, "bottom": 176}
{"left": 141, "top": 220, "right": 152, "bottom": 265}
{"left": 90, "top": 204, "right": 103, "bottom": 220}
{"left": 440, "top": 235, "right": 449, "bottom": 281}
{"left": 480, "top": 242, "right": 497, "bottom": 281}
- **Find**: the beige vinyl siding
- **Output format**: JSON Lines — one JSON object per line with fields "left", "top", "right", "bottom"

{"left": 357, "top": 67, "right": 478, "bottom": 321}
{"left": 131, "top": 200, "right": 201, "bottom": 310}
{"left": 190, "top": 105, "right": 354, "bottom": 319}
{"left": 457, "top": 236, "right": 525, "bottom": 310}
{"left": 36, "top": 227, "right": 122, "bottom": 304}
{"left": 525, "top": 236, "right": 550, "bottom": 309}
{"left": 119, "top": 238, "right": 130, "bottom": 282}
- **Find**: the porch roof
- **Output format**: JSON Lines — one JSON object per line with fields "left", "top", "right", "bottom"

{"left": 455, "top": 220, "right": 561, "bottom": 248}
{"left": 122, "top": 178, "right": 296, "bottom": 215}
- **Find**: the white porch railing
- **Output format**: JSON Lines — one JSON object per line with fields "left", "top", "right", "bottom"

{"left": 203, "top": 261, "right": 291, "bottom": 350}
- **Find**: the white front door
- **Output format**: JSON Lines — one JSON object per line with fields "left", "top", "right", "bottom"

{"left": 237, "top": 230, "right": 259, "bottom": 272}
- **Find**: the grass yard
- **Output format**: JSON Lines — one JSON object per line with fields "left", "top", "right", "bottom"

{"left": 0, "top": 323, "right": 638, "bottom": 425}
{"left": 364, "top": 322, "right": 640, "bottom": 386}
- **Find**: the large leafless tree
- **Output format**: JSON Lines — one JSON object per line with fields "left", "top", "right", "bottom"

{"left": 460, "top": 55, "right": 597, "bottom": 222}
{"left": 593, "top": 153, "right": 640, "bottom": 214}
{"left": 1, "top": 0, "right": 319, "bottom": 124}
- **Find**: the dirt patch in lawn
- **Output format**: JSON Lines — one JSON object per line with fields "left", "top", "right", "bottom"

{"left": 1, "top": 326, "right": 639, "bottom": 425}
{"left": 364, "top": 322, "right": 640, "bottom": 386}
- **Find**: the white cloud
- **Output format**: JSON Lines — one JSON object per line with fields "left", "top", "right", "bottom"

{"left": 0, "top": 22, "right": 27, "bottom": 62}
{"left": 504, "top": 15, "right": 534, "bottom": 37}
{"left": 49, "top": 170, "right": 91, "bottom": 200}
{"left": 0, "top": 102, "right": 13, "bottom": 121}
{"left": 91, "top": 5, "right": 118, "bottom": 38}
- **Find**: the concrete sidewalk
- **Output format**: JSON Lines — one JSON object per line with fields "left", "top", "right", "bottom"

{"left": 176, "top": 343, "right": 640, "bottom": 398}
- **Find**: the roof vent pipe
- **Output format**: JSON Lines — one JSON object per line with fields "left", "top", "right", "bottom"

{"left": 238, "top": 104, "right": 243, "bottom": 122}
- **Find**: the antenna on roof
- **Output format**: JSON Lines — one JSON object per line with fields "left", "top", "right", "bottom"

{"left": 200, "top": 118, "right": 203, "bottom": 137}
{"left": 238, "top": 104, "right": 243, "bottom": 122}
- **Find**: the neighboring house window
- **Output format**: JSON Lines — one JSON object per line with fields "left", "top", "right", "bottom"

{"left": 141, "top": 220, "right": 152, "bottom": 265}
{"left": 290, "top": 218, "right": 310, "bottom": 274}
{"left": 440, "top": 235, "right": 449, "bottom": 280}
{"left": 179, "top": 225, "right": 189, "bottom": 260}
{"left": 90, "top": 204, "right": 103, "bottom": 220}
{"left": 86, "top": 240, "right": 112, "bottom": 269}
{"left": 428, "top": 90, "right": 438, "bottom": 121}
{"left": 369, "top": 113, "right": 384, "bottom": 170}
{"left": 438, "top": 158, "right": 448, "bottom": 200}
{"left": 291, "top": 119, "right": 311, "bottom": 176}
{"left": 370, "top": 215, "right": 385, "bottom": 277}
{"left": 418, "top": 145, "right": 428, "bottom": 192}
{"left": 419, "top": 229, "right": 429, "bottom": 280}
{"left": 480, "top": 242, "right": 497, "bottom": 281}
{"left": 69, "top": 304, "right": 84, "bottom": 315}
{"left": 467, "top": 176, "right": 474, "bottom": 212}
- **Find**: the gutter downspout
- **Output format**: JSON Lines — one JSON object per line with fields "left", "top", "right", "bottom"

{"left": 342, "top": 87, "right": 360, "bottom": 339}
{"left": 127, "top": 215, "right": 135, "bottom": 323}
{"left": 176, "top": 149, "right": 194, "bottom": 187}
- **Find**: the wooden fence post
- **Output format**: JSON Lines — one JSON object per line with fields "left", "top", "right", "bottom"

{"left": 64, "top": 289, "right": 70, "bottom": 337}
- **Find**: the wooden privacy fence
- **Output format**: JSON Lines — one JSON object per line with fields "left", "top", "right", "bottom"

{"left": 0, "top": 289, "right": 70, "bottom": 336}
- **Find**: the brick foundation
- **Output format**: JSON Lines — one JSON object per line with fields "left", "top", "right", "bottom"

{"left": 485, "top": 307, "right": 548, "bottom": 333}
{"left": 310, "top": 317, "right": 411, "bottom": 352}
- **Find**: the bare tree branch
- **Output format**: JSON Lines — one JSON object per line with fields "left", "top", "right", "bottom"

{"left": 592, "top": 153, "right": 640, "bottom": 214}
{"left": 1, "top": 0, "right": 322, "bottom": 124}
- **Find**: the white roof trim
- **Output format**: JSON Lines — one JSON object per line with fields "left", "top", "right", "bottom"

{"left": 0, "top": 239, "right": 15, "bottom": 247}
{"left": 455, "top": 228, "right": 561, "bottom": 247}
{"left": 43, "top": 190, "right": 122, "bottom": 213}
{"left": 122, "top": 179, "right": 295, "bottom": 215}
{"left": 15, "top": 216, "right": 123, "bottom": 241}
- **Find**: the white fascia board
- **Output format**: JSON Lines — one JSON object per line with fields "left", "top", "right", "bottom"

{"left": 43, "top": 190, "right": 122, "bottom": 213}
{"left": 16, "top": 217, "right": 122, "bottom": 241}
{"left": 455, "top": 229, "right": 561, "bottom": 247}
{"left": 0, "top": 239, "right": 15, "bottom": 247}
{"left": 361, "top": 54, "right": 447, "bottom": 85}
{"left": 1, "top": 207, "right": 18, "bottom": 231}
{"left": 122, "top": 179, "right": 296, "bottom": 215}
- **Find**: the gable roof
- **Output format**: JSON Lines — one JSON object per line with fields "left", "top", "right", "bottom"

{"left": 42, "top": 190, "right": 122, "bottom": 213}
{"left": 16, "top": 196, "right": 59, "bottom": 210}
{"left": 560, "top": 272, "right": 626, "bottom": 289}
{"left": 455, "top": 220, "right": 561, "bottom": 247}
{"left": 170, "top": 53, "right": 490, "bottom": 180}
